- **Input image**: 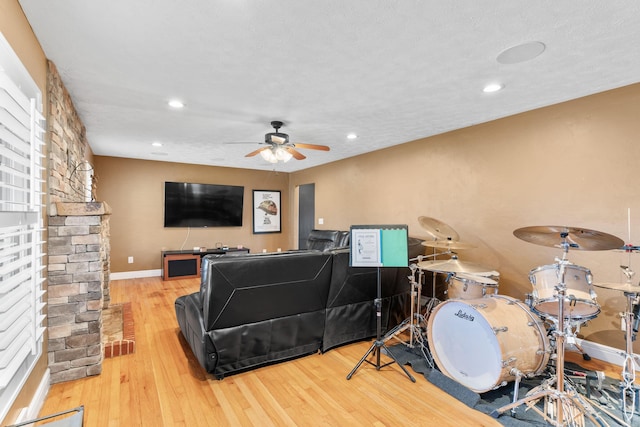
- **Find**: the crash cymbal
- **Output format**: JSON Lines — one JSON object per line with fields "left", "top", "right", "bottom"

{"left": 417, "top": 257, "right": 495, "bottom": 275}
{"left": 418, "top": 216, "right": 460, "bottom": 241}
{"left": 421, "top": 240, "right": 476, "bottom": 250}
{"left": 513, "top": 225, "right": 624, "bottom": 251}
{"left": 593, "top": 282, "right": 640, "bottom": 293}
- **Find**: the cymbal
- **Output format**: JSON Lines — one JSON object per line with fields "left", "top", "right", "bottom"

{"left": 418, "top": 216, "right": 460, "bottom": 241}
{"left": 513, "top": 225, "right": 624, "bottom": 251}
{"left": 417, "top": 257, "right": 495, "bottom": 274}
{"left": 593, "top": 282, "right": 640, "bottom": 293}
{"left": 455, "top": 272, "right": 498, "bottom": 285}
{"left": 421, "top": 240, "right": 476, "bottom": 250}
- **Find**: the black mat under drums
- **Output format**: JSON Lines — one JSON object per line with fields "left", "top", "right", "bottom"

{"left": 386, "top": 344, "right": 639, "bottom": 426}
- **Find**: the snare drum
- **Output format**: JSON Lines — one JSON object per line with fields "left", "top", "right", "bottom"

{"left": 427, "top": 294, "right": 549, "bottom": 393}
{"left": 446, "top": 273, "right": 499, "bottom": 300}
{"left": 529, "top": 263, "right": 599, "bottom": 320}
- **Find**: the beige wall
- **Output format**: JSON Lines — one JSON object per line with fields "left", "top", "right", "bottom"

{"left": 0, "top": 1, "right": 49, "bottom": 424}
{"left": 290, "top": 83, "right": 640, "bottom": 352}
{"left": 93, "top": 157, "right": 291, "bottom": 272}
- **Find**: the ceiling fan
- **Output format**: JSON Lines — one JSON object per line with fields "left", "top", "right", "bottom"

{"left": 243, "top": 121, "right": 330, "bottom": 163}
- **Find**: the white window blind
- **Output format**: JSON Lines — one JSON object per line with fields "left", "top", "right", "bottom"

{"left": 0, "top": 33, "right": 46, "bottom": 422}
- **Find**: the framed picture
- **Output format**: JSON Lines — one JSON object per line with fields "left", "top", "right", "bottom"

{"left": 252, "top": 190, "right": 281, "bottom": 234}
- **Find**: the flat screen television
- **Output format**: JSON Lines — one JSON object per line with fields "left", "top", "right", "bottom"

{"left": 164, "top": 181, "right": 244, "bottom": 227}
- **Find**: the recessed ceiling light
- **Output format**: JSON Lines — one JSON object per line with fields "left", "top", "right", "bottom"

{"left": 168, "top": 99, "right": 184, "bottom": 109}
{"left": 347, "top": 133, "right": 358, "bottom": 140}
{"left": 151, "top": 141, "right": 163, "bottom": 147}
{"left": 483, "top": 83, "right": 504, "bottom": 93}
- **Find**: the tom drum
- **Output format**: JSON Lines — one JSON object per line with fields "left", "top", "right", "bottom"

{"left": 426, "top": 294, "right": 549, "bottom": 393}
{"left": 446, "top": 272, "right": 499, "bottom": 300}
{"left": 529, "top": 263, "right": 600, "bottom": 321}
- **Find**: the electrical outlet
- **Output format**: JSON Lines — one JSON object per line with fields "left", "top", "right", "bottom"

{"left": 128, "top": 256, "right": 134, "bottom": 264}
{"left": 318, "top": 218, "right": 324, "bottom": 225}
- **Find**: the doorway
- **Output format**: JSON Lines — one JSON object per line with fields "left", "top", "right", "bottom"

{"left": 298, "top": 183, "right": 315, "bottom": 249}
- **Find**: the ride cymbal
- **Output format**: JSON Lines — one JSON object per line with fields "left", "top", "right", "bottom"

{"left": 418, "top": 216, "right": 460, "bottom": 241}
{"left": 417, "top": 257, "right": 496, "bottom": 275}
{"left": 421, "top": 240, "right": 476, "bottom": 250}
{"left": 513, "top": 225, "right": 624, "bottom": 251}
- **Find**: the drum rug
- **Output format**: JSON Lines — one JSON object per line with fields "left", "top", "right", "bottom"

{"left": 386, "top": 344, "right": 639, "bottom": 426}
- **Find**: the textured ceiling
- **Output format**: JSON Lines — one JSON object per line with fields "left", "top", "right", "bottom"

{"left": 18, "top": 1, "right": 640, "bottom": 172}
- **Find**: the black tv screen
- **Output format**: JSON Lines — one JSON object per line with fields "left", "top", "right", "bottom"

{"left": 164, "top": 181, "right": 244, "bottom": 227}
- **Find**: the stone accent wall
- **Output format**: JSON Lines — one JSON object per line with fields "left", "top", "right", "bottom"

{"left": 47, "top": 61, "right": 91, "bottom": 203}
{"left": 47, "top": 202, "right": 111, "bottom": 384}
{"left": 46, "top": 61, "right": 111, "bottom": 384}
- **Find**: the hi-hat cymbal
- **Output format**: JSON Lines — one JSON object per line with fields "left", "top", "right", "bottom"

{"left": 513, "top": 225, "right": 624, "bottom": 251}
{"left": 593, "top": 282, "right": 640, "bottom": 293}
{"left": 417, "top": 257, "right": 495, "bottom": 274}
{"left": 421, "top": 240, "right": 476, "bottom": 250}
{"left": 418, "top": 216, "right": 460, "bottom": 241}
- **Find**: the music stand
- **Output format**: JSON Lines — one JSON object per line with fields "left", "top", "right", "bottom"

{"left": 346, "top": 225, "right": 416, "bottom": 382}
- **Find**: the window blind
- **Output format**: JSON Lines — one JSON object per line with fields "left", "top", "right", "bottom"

{"left": 0, "top": 33, "right": 46, "bottom": 422}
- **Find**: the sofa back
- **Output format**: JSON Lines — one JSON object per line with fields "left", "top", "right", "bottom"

{"left": 200, "top": 251, "right": 333, "bottom": 331}
{"left": 306, "top": 229, "right": 350, "bottom": 251}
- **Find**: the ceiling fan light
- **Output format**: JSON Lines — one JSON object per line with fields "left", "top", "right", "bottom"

{"left": 260, "top": 149, "right": 277, "bottom": 163}
{"left": 276, "top": 148, "right": 293, "bottom": 162}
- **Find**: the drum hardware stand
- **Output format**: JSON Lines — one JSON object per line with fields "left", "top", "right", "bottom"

{"left": 619, "top": 286, "right": 640, "bottom": 424}
{"left": 547, "top": 316, "right": 592, "bottom": 361}
{"left": 414, "top": 251, "right": 451, "bottom": 307}
{"left": 347, "top": 267, "right": 416, "bottom": 382}
{"left": 493, "top": 237, "right": 607, "bottom": 426}
{"left": 382, "top": 263, "right": 434, "bottom": 369}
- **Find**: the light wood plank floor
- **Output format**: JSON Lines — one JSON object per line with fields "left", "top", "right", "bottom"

{"left": 38, "top": 276, "right": 630, "bottom": 426}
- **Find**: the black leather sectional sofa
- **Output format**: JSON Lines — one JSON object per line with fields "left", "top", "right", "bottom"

{"left": 175, "top": 230, "right": 422, "bottom": 379}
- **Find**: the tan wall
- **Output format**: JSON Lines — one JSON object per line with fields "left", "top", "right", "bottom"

{"left": 290, "top": 83, "right": 640, "bottom": 353}
{"left": 93, "top": 157, "right": 291, "bottom": 272}
{"left": 96, "top": 85, "right": 640, "bottom": 352}
{"left": 0, "top": 1, "right": 49, "bottom": 424}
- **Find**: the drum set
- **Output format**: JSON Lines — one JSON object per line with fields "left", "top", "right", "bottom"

{"left": 392, "top": 217, "right": 640, "bottom": 426}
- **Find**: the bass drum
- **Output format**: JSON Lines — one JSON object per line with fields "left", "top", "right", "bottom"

{"left": 427, "top": 295, "right": 549, "bottom": 393}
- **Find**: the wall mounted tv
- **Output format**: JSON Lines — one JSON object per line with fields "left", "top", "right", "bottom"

{"left": 164, "top": 181, "right": 244, "bottom": 227}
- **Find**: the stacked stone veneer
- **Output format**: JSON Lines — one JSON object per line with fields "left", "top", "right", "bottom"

{"left": 48, "top": 202, "right": 111, "bottom": 384}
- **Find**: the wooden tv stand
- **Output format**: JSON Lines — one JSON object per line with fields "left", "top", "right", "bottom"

{"left": 162, "top": 248, "right": 250, "bottom": 281}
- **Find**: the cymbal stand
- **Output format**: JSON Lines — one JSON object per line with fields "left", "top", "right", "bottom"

{"left": 620, "top": 288, "right": 640, "bottom": 424}
{"left": 411, "top": 251, "right": 451, "bottom": 314}
{"left": 383, "top": 264, "right": 434, "bottom": 368}
{"left": 493, "top": 236, "right": 607, "bottom": 426}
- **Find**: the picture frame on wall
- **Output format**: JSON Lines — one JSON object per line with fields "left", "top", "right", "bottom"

{"left": 252, "top": 190, "right": 281, "bottom": 234}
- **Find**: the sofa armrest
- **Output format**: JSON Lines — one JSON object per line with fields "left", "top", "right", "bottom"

{"left": 175, "top": 293, "right": 218, "bottom": 373}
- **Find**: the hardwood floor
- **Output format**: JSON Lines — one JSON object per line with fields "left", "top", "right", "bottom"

{"left": 38, "top": 276, "right": 631, "bottom": 426}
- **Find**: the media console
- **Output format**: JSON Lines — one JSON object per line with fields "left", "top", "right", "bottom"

{"left": 162, "top": 248, "right": 250, "bottom": 281}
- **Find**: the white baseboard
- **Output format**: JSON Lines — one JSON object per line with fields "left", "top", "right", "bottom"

{"left": 15, "top": 369, "right": 50, "bottom": 423}
{"left": 110, "top": 269, "right": 162, "bottom": 280}
{"left": 576, "top": 338, "right": 639, "bottom": 372}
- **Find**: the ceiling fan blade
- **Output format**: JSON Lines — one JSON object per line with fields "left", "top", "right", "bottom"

{"left": 284, "top": 146, "right": 306, "bottom": 160}
{"left": 245, "top": 147, "right": 270, "bottom": 157}
{"left": 292, "top": 143, "right": 330, "bottom": 151}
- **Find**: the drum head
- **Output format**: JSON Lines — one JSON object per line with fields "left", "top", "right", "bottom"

{"left": 427, "top": 300, "right": 501, "bottom": 392}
